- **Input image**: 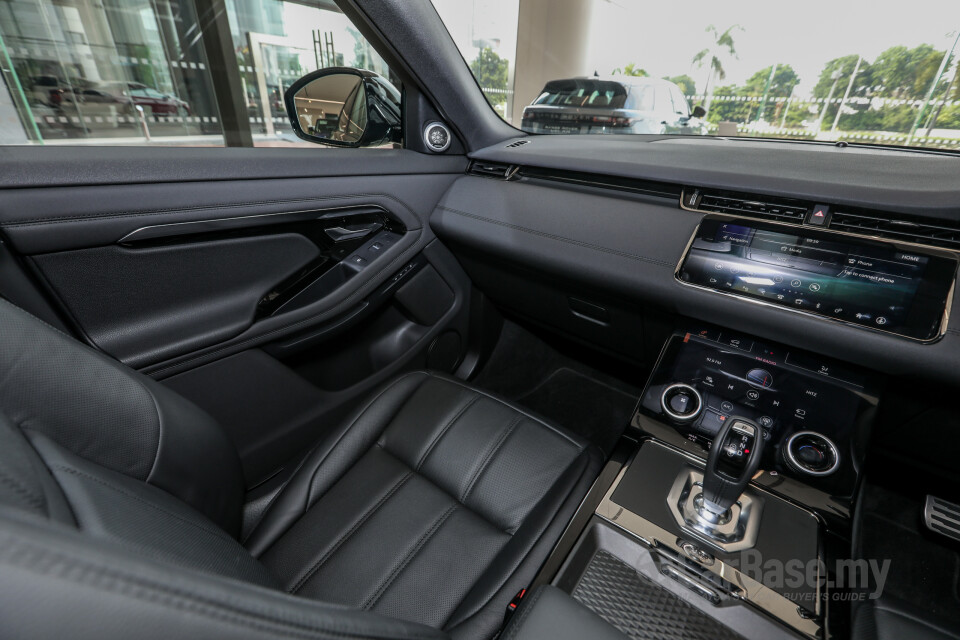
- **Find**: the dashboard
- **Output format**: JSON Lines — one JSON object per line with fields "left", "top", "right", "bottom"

{"left": 432, "top": 156, "right": 960, "bottom": 386}
{"left": 678, "top": 217, "right": 957, "bottom": 341}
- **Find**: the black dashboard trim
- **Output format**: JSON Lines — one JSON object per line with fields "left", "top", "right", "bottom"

{"left": 471, "top": 136, "right": 960, "bottom": 221}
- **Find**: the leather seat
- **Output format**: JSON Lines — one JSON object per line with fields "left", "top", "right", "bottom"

{"left": 0, "top": 299, "right": 602, "bottom": 640}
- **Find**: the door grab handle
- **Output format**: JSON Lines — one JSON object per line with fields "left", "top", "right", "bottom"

{"left": 324, "top": 223, "right": 382, "bottom": 243}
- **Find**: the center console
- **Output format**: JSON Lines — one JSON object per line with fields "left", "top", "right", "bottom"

{"left": 536, "top": 324, "right": 883, "bottom": 640}
{"left": 638, "top": 326, "right": 879, "bottom": 516}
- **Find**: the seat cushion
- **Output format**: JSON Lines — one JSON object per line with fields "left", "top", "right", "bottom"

{"left": 246, "top": 371, "right": 603, "bottom": 640}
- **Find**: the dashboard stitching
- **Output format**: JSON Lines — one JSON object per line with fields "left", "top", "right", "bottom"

{"left": 436, "top": 205, "right": 675, "bottom": 268}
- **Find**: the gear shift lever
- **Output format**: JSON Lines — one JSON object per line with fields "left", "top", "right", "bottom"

{"left": 699, "top": 417, "right": 764, "bottom": 522}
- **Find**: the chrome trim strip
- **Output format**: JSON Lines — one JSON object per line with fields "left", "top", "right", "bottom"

{"left": 596, "top": 451, "right": 822, "bottom": 638}
{"left": 117, "top": 204, "right": 386, "bottom": 244}
{"left": 666, "top": 469, "right": 763, "bottom": 553}
{"left": 785, "top": 431, "right": 841, "bottom": 477}
{"left": 673, "top": 212, "right": 956, "bottom": 344}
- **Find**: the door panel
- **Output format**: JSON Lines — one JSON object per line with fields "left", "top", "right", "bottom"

{"left": 0, "top": 148, "right": 473, "bottom": 486}
{"left": 33, "top": 234, "right": 319, "bottom": 365}
{"left": 0, "top": 156, "right": 463, "bottom": 373}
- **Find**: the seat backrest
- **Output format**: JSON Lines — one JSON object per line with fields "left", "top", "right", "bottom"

{"left": 0, "top": 299, "right": 452, "bottom": 640}
{"left": 0, "top": 298, "right": 245, "bottom": 535}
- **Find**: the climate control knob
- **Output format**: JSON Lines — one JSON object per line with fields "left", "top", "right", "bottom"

{"left": 660, "top": 383, "right": 703, "bottom": 424}
{"left": 785, "top": 431, "right": 840, "bottom": 476}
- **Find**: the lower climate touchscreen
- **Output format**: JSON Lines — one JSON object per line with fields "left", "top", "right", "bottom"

{"left": 678, "top": 217, "right": 956, "bottom": 341}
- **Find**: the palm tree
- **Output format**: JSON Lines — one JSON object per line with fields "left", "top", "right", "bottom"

{"left": 692, "top": 24, "right": 743, "bottom": 113}
{"left": 613, "top": 63, "right": 648, "bottom": 77}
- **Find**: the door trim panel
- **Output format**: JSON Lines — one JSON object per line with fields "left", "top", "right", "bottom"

{"left": 117, "top": 205, "right": 387, "bottom": 244}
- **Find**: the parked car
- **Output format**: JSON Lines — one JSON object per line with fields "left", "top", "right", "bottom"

{"left": 28, "top": 75, "right": 64, "bottom": 107}
{"left": 49, "top": 81, "right": 190, "bottom": 118}
{"left": 120, "top": 82, "right": 191, "bottom": 116}
{"left": 521, "top": 76, "right": 706, "bottom": 135}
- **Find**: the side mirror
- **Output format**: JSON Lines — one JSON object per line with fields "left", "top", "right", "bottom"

{"left": 691, "top": 105, "right": 707, "bottom": 119}
{"left": 284, "top": 68, "right": 401, "bottom": 148}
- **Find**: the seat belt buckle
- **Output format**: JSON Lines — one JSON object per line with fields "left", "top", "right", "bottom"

{"left": 503, "top": 588, "right": 527, "bottom": 625}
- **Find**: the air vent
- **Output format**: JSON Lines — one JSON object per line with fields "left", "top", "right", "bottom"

{"left": 925, "top": 495, "right": 960, "bottom": 543}
{"left": 691, "top": 190, "right": 808, "bottom": 224}
{"left": 830, "top": 210, "right": 960, "bottom": 251}
{"left": 468, "top": 161, "right": 514, "bottom": 179}
{"left": 506, "top": 139, "right": 531, "bottom": 148}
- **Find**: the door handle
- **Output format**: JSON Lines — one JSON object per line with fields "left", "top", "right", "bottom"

{"left": 324, "top": 223, "right": 382, "bottom": 243}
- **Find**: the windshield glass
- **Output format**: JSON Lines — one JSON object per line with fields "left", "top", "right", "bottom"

{"left": 431, "top": 0, "right": 960, "bottom": 151}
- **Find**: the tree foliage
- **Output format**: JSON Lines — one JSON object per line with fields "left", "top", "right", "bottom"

{"left": 470, "top": 48, "right": 509, "bottom": 107}
{"left": 664, "top": 74, "right": 697, "bottom": 96}
{"left": 744, "top": 65, "right": 799, "bottom": 97}
{"left": 612, "top": 63, "right": 648, "bottom": 77}
{"left": 692, "top": 24, "right": 742, "bottom": 108}
{"left": 705, "top": 64, "right": 801, "bottom": 126}
{"left": 810, "top": 45, "right": 950, "bottom": 132}
{"left": 693, "top": 42, "right": 956, "bottom": 134}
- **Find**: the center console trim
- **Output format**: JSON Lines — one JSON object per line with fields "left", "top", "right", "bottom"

{"left": 674, "top": 213, "right": 956, "bottom": 343}
{"left": 596, "top": 441, "right": 822, "bottom": 639}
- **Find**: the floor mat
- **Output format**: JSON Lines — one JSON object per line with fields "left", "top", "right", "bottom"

{"left": 859, "top": 484, "right": 960, "bottom": 626}
{"left": 471, "top": 321, "right": 641, "bottom": 455}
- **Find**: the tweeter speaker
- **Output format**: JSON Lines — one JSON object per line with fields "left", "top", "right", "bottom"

{"left": 423, "top": 122, "right": 452, "bottom": 152}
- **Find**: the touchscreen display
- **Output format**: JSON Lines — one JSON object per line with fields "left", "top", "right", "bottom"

{"left": 678, "top": 218, "right": 956, "bottom": 341}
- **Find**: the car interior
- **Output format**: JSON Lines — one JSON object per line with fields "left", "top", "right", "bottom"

{"left": 2, "top": 1, "right": 960, "bottom": 640}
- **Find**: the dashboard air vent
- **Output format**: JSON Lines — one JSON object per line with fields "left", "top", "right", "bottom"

{"left": 829, "top": 211, "right": 960, "bottom": 251}
{"left": 468, "top": 161, "right": 515, "bottom": 179}
{"left": 692, "top": 190, "right": 808, "bottom": 224}
{"left": 506, "top": 139, "right": 531, "bottom": 148}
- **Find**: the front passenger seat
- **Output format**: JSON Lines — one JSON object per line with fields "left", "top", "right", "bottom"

{"left": 0, "top": 299, "right": 601, "bottom": 640}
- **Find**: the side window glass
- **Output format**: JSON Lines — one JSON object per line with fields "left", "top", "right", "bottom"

{"left": 0, "top": 0, "right": 395, "bottom": 147}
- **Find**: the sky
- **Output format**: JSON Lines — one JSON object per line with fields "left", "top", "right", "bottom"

{"left": 433, "top": 0, "right": 960, "bottom": 98}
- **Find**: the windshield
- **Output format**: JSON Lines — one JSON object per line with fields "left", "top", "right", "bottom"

{"left": 431, "top": 0, "right": 960, "bottom": 151}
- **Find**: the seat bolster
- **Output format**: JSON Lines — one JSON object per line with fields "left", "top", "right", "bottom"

{"left": 245, "top": 371, "right": 431, "bottom": 556}
{"left": 146, "top": 381, "right": 246, "bottom": 537}
{"left": 0, "top": 299, "right": 245, "bottom": 536}
{"left": 0, "top": 507, "right": 451, "bottom": 640}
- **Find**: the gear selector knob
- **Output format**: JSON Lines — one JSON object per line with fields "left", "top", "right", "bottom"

{"left": 700, "top": 417, "right": 764, "bottom": 518}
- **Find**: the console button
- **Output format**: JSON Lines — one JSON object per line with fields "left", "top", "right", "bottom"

{"left": 690, "top": 328, "right": 721, "bottom": 342}
{"left": 697, "top": 410, "right": 727, "bottom": 437}
{"left": 785, "top": 431, "right": 840, "bottom": 476}
{"left": 720, "top": 336, "right": 753, "bottom": 352}
{"left": 670, "top": 393, "right": 693, "bottom": 414}
{"left": 805, "top": 204, "right": 831, "bottom": 226}
{"left": 660, "top": 383, "right": 703, "bottom": 424}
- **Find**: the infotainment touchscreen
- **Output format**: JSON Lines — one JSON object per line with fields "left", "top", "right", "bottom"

{"left": 678, "top": 217, "right": 957, "bottom": 341}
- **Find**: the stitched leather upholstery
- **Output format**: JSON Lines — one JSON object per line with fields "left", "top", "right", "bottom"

{"left": 0, "top": 300, "right": 602, "bottom": 640}
{"left": 0, "top": 297, "right": 245, "bottom": 535}
{"left": 251, "top": 372, "right": 602, "bottom": 638}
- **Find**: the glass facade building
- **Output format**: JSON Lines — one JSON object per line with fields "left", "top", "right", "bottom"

{"left": 0, "top": 0, "right": 387, "bottom": 145}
